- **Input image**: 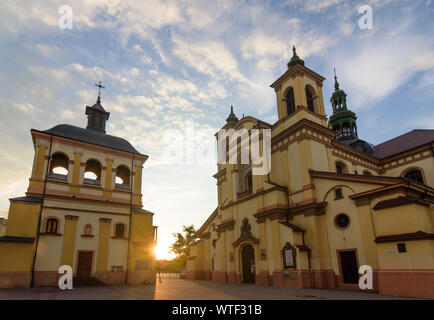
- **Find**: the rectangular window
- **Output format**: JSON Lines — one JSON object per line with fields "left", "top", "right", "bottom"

{"left": 335, "top": 188, "right": 343, "bottom": 199}
{"left": 46, "top": 219, "right": 58, "bottom": 234}
{"left": 397, "top": 243, "right": 407, "bottom": 253}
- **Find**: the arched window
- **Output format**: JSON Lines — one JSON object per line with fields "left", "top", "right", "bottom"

{"left": 115, "top": 165, "right": 131, "bottom": 189}
{"left": 282, "top": 242, "right": 296, "bottom": 269}
{"left": 237, "top": 164, "right": 252, "bottom": 196}
{"left": 48, "top": 153, "right": 69, "bottom": 180}
{"left": 83, "top": 224, "right": 93, "bottom": 235}
{"left": 336, "top": 162, "right": 346, "bottom": 174}
{"left": 245, "top": 171, "right": 253, "bottom": 191}
{"left": 46, "top": 218, "right": 59, "bottom": 234}
{"left": 285, "top": 87, "right": 295, "bottom": 116}
{"left": 84, "top": 159, "right": 102, "bottom": 185}
{"left": 305, "top": 86, "right": 315, "bottom": 112}
{"left": 404, "top": 169, "right": 424, "bottom": 184}
{"left": 115, "top": 223, "right": 125, "bottom": 238}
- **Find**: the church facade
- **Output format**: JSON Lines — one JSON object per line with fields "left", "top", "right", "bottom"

{"left": 187, "top": 48, "right": 434, "bottom": 299}
{"left": 0, "top": 93, "right": 157, "bottom": 288}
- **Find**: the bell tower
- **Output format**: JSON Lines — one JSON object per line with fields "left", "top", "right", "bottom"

{"left": 270, "top": 46, "right": 327, "bottom": 125}
{"left": 85, "top": 81, "right": 110, "bottom": 133}
{"left": 329, "top": 71, "right": 358, "bottom": 141}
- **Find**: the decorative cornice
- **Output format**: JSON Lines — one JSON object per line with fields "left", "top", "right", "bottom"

{"left": 220, "top": 186, "right": 284, "bottom": 210}
{"left": 279, "top": 221, "right": 305, "bottom": 233}
{"left": 232, "top": 235, "right": 260, "bottom": 247}
{"left": 375, "top": 231, "right": 434, "bottom": 243}
{"left": 295, "top": 244, "right": 311, "bottom": 252}
{"left": 254, "top": 206, "right": 288, "bottom": 223}
{"left": 196, "top": 207, "right": 218, "bottom": 236}
{"left": 349, "top": 182, "right": 434, "bottom": 203}
{"left": 288, "top": 201, "right": 327, "bottom": 217}
{"left": 217, "top": 218, "right": 235, "bottom": 232}
{"left": 372, "top": 196, "right": 431, "bottom": 210}
{"left": 309, "top": 170, "right": 401, "bottom": 185}
{"left": 65, "top": 215, "right": 79, "bottom": 220}
{"left": 213, "top": 168, "right": 227, "bottom": 179}
{"left": 270, "top": 63, "right": 326, "bottom": 89}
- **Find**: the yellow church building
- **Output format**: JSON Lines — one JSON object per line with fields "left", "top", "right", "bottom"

{"left": 187, "top": 47, "right": 434, "bottom": 299}
{"left": 0, "top": 91, "right": 157, "bottom": 288}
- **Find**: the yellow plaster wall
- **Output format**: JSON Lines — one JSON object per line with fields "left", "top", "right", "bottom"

{"left": 96, "top": 219, "right": 111, "bottom": 272}
{"left": 0, "top": 243, "right": 36, "bottom": 272}
{"left": 128, "top": 211, "right": 155, "bottom": 272}
{"left": 5, "top": 202, "right": 40, "bottom": 237}
{"left": 374, "top": 203, "right": 432, "bottom": 236}
{"left": 310, "top": 140, "right": 329, "bottom": 172}
{"left": 376, "top": 240, "right": 434, "bottom": 269}
{"left": 60, "top": 217, "right": 78, "bottom": 267}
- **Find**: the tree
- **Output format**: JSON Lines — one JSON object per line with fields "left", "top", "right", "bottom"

{"left": 169, "top": 225, "right": 197, "bottom": 268}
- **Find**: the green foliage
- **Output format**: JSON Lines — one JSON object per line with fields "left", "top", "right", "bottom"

{"left": 169, "top": 224, "right": 197, "bottom": 269}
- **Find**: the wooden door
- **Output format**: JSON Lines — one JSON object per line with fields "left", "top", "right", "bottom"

{"left": 242, "top": 245, "right": 255, "bottom": 284}
{"left": 339, "top": 250, "right": 359, "bottom": 284}
{"left": 77, "top": 251, "right": 93, "bottom": 278}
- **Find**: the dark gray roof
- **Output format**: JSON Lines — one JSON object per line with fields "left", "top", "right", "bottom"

{"left": 10, "top": 196, "right": 42, "bottom": 203}
{"left": 0, "top": 236, "right": 35, "bottom": 243}
{"left": 337, "top": 138, "right": 375, "bottom": 155}
{"left": 372, "top": 130, "right": 434, "bottom": 159}
{"left": 88, "top": 101, "right": 107, "bottom": 112}
{"left": 36, "top": 124, "right": 143, "bottom": 155}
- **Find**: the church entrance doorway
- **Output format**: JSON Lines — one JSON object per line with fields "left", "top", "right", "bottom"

{"left": 338, "top": 250, "right": 359, "bottom": 284}
{"left": 77, "top": 251, "right": 93, "bottom": 278}
{"left": 241, "top": 245, "right": 255, "bottom": 284}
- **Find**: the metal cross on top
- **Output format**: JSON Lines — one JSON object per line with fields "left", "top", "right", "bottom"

{"left": 95, "top": 81, "right": 105, "bottom": 103}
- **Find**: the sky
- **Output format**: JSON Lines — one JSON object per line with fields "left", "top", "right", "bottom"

{"left": 0, "top": 0, "right": 433, "bottom": 260}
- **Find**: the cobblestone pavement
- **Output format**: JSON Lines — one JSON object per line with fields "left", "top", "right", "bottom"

{"left": 0, "top": 279, "right": 415, "bottom": 300}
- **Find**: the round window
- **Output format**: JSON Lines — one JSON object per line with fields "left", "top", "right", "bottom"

{"left": 335, "top": 214, "right": 350, "bottom": 229}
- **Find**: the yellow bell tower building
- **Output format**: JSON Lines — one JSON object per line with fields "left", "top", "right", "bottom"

{"left": 187, "top": 47, "right": 434, "bottom": 299}
{"left": 0, "top": 89, "right": 157, "bottom": 288}
{"left": 270, "top": 46, "right": 327, "bottom": 124}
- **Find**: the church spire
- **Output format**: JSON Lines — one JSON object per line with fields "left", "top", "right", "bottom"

{"left": 334, "top": 68, "right": 340, "bottom": 91}
{"left": 85, "top": 81, "right": 110, "bottom": 133}
{"left": 226, "top": 105, "right": 239, "bottom": 126}
{"left": 287, "top": 45, "right": 305, "bottom": 68}
{"left": 329, "top": 70, "right": 358, "bottom": 141}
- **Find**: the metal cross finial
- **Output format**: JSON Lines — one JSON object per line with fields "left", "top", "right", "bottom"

{"left": 333, "top": 68, "right": 340, "bottom": 91}
{"left": 95, "top": 81, "right": 105, "bottom": 103}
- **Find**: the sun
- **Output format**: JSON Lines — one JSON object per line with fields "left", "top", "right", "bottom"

{"left": 154, "top": 244, "right": 176, "bottom": 260}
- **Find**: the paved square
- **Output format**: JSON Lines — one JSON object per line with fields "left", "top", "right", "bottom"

{"left": 0, "top": 279, "right": 415, "bottom": 300}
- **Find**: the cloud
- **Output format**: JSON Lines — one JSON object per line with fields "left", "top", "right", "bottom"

{"left": 332, "top": 37, "right": 434, "bottom": 108}
{"left": 413, "top": 116, "right": 434, "bottom": 129}
{"left": 172, "top": 34, "right": 250, "bottom": 84}
{"left": 0, "top": 0, "right": 433, "bottom": 257}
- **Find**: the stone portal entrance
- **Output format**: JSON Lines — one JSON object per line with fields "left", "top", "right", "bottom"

{"left": 339, "top": 250, "right": 359, "bottom": 284}
{"left": 241, "top": 245, "right": 255, "bottom": 284}
{"left": 77, "top": 251, "right": 93, "bottom": 278}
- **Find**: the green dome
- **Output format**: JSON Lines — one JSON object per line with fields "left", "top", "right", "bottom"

{"left": 329, "top": 71, "right": 358, "bottom": 141}
{"left": 287, "top": 46, "right": 305, "bottom": 68}
{"left": 226, "top": 105, "right": 239, "bottom": 126}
